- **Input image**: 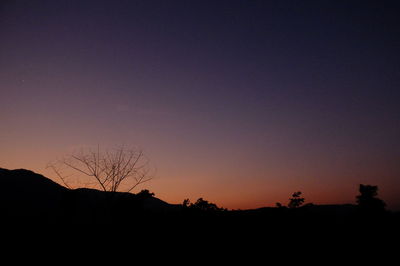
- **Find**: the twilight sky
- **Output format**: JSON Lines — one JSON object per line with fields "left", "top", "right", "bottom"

{"left": 1, "top": 0, "right": 400, "bottom": 210}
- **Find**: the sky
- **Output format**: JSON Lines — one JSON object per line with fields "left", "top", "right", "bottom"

{"left": 1, "top": 0, "right": 400, "bottom": 210}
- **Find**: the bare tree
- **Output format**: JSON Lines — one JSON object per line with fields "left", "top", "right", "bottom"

{"left": 47, "top": 146, "right": 153, "bottom": 192}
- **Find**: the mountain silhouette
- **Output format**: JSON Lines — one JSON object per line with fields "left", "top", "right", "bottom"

{"left": 1, "top": 166, "right": 399, "bottom": 240}
{"left": 0, "top": 168, "right": 178, "bottom": 224}
{"left": 0, "top": 168, "right": 68, "bottom": 220}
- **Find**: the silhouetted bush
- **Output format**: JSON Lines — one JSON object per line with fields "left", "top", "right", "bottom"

{"left": 136, "top": 189, "right": 155, "bottom": 198}
{"left": 184, "top": 197, "right": 226, "bottom": 212}
{"left": 288, "top": 191, "right": 305, "bottom": 208}
{"left": 356, "top": 184, "right": 386, "bottom": 212}
{"left": 182, "top": 198, "right": 191, "bottom": 208}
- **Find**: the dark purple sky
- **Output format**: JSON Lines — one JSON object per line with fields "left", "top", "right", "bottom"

{"left": 1, "top": 0, "right": 400, "bottom": 209}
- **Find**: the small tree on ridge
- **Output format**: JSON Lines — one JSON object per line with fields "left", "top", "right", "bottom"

{"left": 288, "top": 191, "right": 305, "bottom": 208}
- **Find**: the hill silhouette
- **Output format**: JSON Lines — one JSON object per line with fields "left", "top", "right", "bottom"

{"left": 0, "top": 168, "right": 179, "bottom": 225}
{"left": 1, "top": 167, "right": 399, "bottom": 239}
{"left": 1, "top": 168, "right": 68, "bottom": 220}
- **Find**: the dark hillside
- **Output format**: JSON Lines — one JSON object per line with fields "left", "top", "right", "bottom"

{"left": 0, "top": 168, "right": 68, "bottom": 220}
{"left": 0, "top": 168, "right": 179, "bottom": 224}
{"left": 0, "top": 167, "right": 398, "bottom": 239}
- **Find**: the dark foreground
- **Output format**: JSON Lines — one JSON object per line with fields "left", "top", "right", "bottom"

{"left": 1, "top": 168, "right": 399, "bottom": 251}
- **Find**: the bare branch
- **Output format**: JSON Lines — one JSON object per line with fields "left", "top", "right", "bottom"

{"left": 48, "top": 145, "right": 153, "bottom": 193}
{"left": 46, "top": 162, "right": 72, "bottom": 189}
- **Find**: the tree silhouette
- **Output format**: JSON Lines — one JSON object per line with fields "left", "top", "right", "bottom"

{"left": 184, "top": 198, "right": 226, "bottom": 211}
{"left": 47, "top": 145, "right": 153, "bottom": 192}
{"left": 182, "top": 198, "right": 191, "bottom": 208}
{"left": 288, "top": 191, "right": 305, "bottom": 208}
{"left": 356, "top": 184, "right": 386, "bottom": 212}
{"left": 137, "top": 189, "right": 155, "bottom": 198}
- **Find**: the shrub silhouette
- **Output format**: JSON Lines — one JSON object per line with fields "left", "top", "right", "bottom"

{"left": 182, "top": 198, "right": 191, "bottom": 208}
{"left": 137, "top": 189, "right": 155, "bottom": 198}
{"left": 288, "top": 191, "right": 305, "bottom": 208}
{"left": 183, "top": 198, "right": 226, "bottom": 211}
{"left": 356, "top": 184, "right": 386, "bottom": 212}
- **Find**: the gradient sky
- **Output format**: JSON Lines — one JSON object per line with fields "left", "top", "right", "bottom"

{"left": 1, "top": 0, "right": 400, "bottom": 210}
